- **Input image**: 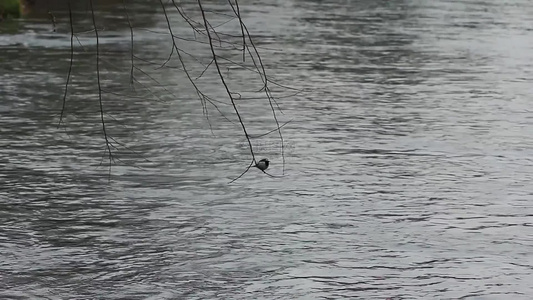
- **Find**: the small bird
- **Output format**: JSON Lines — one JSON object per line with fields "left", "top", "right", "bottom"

{"left": 255, "top": 158, "right": 270, "bottom": 171}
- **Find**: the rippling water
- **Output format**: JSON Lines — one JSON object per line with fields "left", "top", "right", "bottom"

{"left": 1, "top": 0, "right": 533, "bottom": 299}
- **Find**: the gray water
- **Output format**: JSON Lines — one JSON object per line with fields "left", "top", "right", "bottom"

{"left": 1, "top": 0, "right": 532, "bottom": 299}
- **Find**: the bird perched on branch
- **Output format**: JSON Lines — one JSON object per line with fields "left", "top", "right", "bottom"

{"left": 255, "top": 158, "right": 270, "bottom": 171}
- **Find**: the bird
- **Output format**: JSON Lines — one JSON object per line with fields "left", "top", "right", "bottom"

{"left": 255, "top": 158, "right": 270, "bottom": 171}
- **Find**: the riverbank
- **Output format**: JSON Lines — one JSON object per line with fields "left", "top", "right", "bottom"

{"left": 0, "top": 0, "right": 21, "bottom": 19}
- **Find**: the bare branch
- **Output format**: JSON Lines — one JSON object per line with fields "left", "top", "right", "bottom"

{"left": 198, "top": 0, "right": 259, "bottom": 182}
{"left": 89, "top": 0, "right": 113, "bottom": 181}
{"left": 58, "top": 0, "right": 74, "bottom": 128}
{"left": 228, "top": 0, "right": 286, "bottom": 174}
{"left": 123, "top": 0, "right": 135, "bottom": 86}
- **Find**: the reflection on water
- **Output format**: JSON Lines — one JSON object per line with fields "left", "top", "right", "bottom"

{"left": 1, "top": 0, "right": 533, "bottom": 299}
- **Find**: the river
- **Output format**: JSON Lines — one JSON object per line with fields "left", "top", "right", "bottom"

{"left": 1, "top": 0, "right": 532, "bottom": 299}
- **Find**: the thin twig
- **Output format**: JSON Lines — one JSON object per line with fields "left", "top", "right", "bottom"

{"left": 234, "top": 0, "right": 246, "bottom": 62}
{"left": 249, "top": 120, "right": 293, "bottom": 139}
{"left": 160, "top": 0, "right": 219, "bottom": 126}
{"left": 198, "top": 0, "right": 257, "bottom": 182}
{"left": 89, "top": 0, "right": 113, "bottom": 181}
{"left": 229, "top": 0, "right": 286, "bottom": 174}
{"left": 58, "top": 1, "right": 74, "bottom": 128}
{"left": 123, "top": 0, "right": 135, "bottom": 86}
{"left": 48, "top": 10, "right": 57, "bottom": 32}
{"left": 228, "top": 161, "right": 254, "bottom": 184}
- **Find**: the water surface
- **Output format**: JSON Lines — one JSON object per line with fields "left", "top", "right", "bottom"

{"left": 1, "top": 0, "right": 532, "bottom": 299}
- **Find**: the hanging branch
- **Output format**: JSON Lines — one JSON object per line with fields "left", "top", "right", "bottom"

{"left": 58, "top": 0, "right": 74, "bottom": 128}
{"left": 89, "top": 0, "right": 113, "bottom": 180}
{"left": 159, "top": 0, "right": 231, "bottom": 130}
{"left": 49, "top": 12, "right": 57, "bottom": 32}
{"left": 197, "top": 0, "right": 258, "bottom": 182}
{"left": 171, "top": 0, "right": 204, "bottom": 38}
{"left": 123, "top": 0, "right": 134, "bottom": 86}
{"left": 234, "top": 0, "right": 246, "bottom": 62}
{"left": 58, "top": 1, "right": 293, "bottom": 182}
{"left": 228, "top": 0, "right": 286, "bottom": 175}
